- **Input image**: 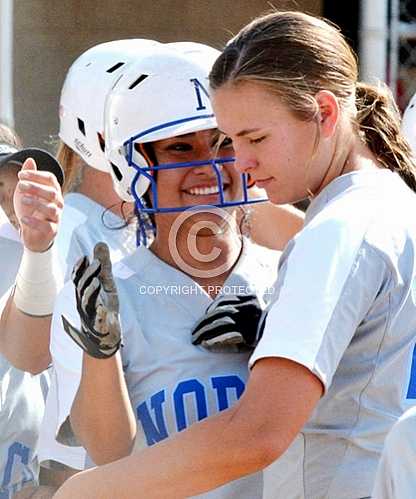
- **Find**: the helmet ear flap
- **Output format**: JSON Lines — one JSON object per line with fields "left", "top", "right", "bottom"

{"left": 106, "top": 142, "right": 149, "bottom": 202}
{"left": 108, "top": 158, "right": 137, "bottom": 202}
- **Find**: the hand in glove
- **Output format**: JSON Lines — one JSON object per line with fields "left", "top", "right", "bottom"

{"left": 192, "top": 294, "right": 267, "bottom": 352}
{"left": 61, "top": 242, "right": 122, "bottom": 359}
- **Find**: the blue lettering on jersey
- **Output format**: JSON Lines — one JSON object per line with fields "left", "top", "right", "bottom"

{"left": 406, "top": 343, "right": 416, "bottom": 399}
{"left": 137, "top": 375, "right": 245, "bottom": 445}
{"left": 1, "top": 442, "right": 34, "bottom": 499}
{"left": 190, "top": 78, "right": 210, "bottom": 111}
{"left": 136, "top": 391, "right": 169, "bottom": 446}
{"left": 211, "top": 375, "right": 245, "bottom": 411}
{"left": 174, "top": 379, "right": 208, "bottom": 431}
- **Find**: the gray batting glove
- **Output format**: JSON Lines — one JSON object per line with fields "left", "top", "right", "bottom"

{"left": 61, "top": 242, "right": 122, "bottom": 359}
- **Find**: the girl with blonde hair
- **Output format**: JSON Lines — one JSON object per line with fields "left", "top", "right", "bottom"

{"left": 55, "top": 11, "right": 416, "bottom": 499}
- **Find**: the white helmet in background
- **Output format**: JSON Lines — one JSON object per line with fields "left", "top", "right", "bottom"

{"left": 167, "top": 41, "right": 221, "bottom": 64}
{"left": 59, "top": 38, "right": 160, "bottom": 172}
{"left": 402, "top": 92, "right": 416, "bottom": 156}
{"left": 105, "top": 42, "right": 220, "bottom": 202}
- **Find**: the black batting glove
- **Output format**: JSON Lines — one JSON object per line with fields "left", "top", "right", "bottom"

{"left": 192, "top": 294, "right": 267, "bottom": 352}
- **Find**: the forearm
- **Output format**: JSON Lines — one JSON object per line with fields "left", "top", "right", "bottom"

{"left": 70, "top": 352, "right": 136, "bottom": 465}
{"left": 55, "top": 406, "right": 268, "bottom": 499}
{"left": 54, "top": 358, "right": 323, "bottom": 499}
{"left": 0, "top": 294, "right": 51, "bottom": 373}
{"left": 250, "top": 201, "right": 304, "bottom": 250}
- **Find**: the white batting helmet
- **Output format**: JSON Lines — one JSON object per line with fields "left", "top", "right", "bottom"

{"left": 59, "top": 39, "right": 160, "bottom": 172}
{"left": 105, "top": 42, "right": 220, "bottom": 202}
{"left": 402, "top": 92, "right": 416, "bottom": 156}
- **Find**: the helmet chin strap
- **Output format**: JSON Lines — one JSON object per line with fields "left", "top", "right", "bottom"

{"left": 135, "top": 202, "right": 156, "bottom": 247}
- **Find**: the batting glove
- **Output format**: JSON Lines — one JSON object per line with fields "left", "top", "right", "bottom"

{"left": 191, "top": 294, "right": 267, "bottom": 352}
{"left": 61, "top": 242, "right": 122, "bottom": 359}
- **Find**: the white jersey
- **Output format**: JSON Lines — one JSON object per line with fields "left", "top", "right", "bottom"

{"left": 0, "top": 223, "right": 46, "bottom": 498}
{"left": 372, "top": 406, "right": 416, "bottom": 499}
{"left": 250, "top": 169, "right": 416, "bottom": 499}
{"left": 38, "top": 192, "right": 136, "bottom": 470}
{"left": 55, "top": 193, "right": 136, "bottom": 280}
{"left": 0, "top": 356, "right": 46, "bottom": 498}
{"left": 50, "top": 239, "right": 280, "bottom": 498}
{"left": 0, "top": 224, "right": 21, "bottom": 298}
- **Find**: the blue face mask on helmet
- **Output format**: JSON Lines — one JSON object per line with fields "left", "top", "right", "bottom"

{"left": 123, "top": 116, "right": 265, "bottom": 214}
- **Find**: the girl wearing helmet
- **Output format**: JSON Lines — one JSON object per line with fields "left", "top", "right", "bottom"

{"left": 48, "top": 42, "right": 286, "bottom": 499}
{"left": 55, "top": 38, "right": 162, "bottom": 281}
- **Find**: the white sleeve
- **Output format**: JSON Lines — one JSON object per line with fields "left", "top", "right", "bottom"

{"left": 42, "top": 280, "right": 87, "bottom": 468}
{"left": 38, "top": 369, "right": 87, "bottom": 470}
{"left": 372, "top": 407, "right": 416, "bottom": 499}
{"left": 250, "top": 212, "right": 388, "bottom": 389}
{"left": 50, "top": 281, "right": 83, "bottom": 434}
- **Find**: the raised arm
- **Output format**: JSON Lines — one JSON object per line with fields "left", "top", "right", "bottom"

{"left": 0, "top": 158, "right": 63, "bottom": 373}
{"left": 60, "top": 243, "right": 136, "bottom": 464}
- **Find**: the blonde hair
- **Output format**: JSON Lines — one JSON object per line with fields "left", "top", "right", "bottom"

{"left": 55, "top": 140, "right": 84, "bottom": 194}
{"left": 210, "top": 10, "right": 416, "bottom": 191}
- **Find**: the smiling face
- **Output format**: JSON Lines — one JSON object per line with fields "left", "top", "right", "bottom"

{"left": 144, "top": 128, "right": 244, "bottom": 243}
{"left": 212, "top": 81, "right": 335, "bottom": 205}
{"left": 149, "top": 129, "right": 241, "bottom": 210}
{"left": 0, "top": 163, "right": 20, "bottom": 229}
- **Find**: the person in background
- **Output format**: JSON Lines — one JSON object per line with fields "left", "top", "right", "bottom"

{"left": 0, "top": 123, "right": 64, "bottom": 499}
{"left": 37, "top": 39, "right": 161, "bottom": 492}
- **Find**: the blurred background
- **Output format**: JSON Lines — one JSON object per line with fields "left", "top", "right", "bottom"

{"left": 0, "top": 0, "right": 415, "bottom": 152}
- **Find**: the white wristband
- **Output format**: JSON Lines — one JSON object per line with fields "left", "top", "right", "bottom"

{"left": 14, "top": 245, "right": 63, "bottom": 316}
